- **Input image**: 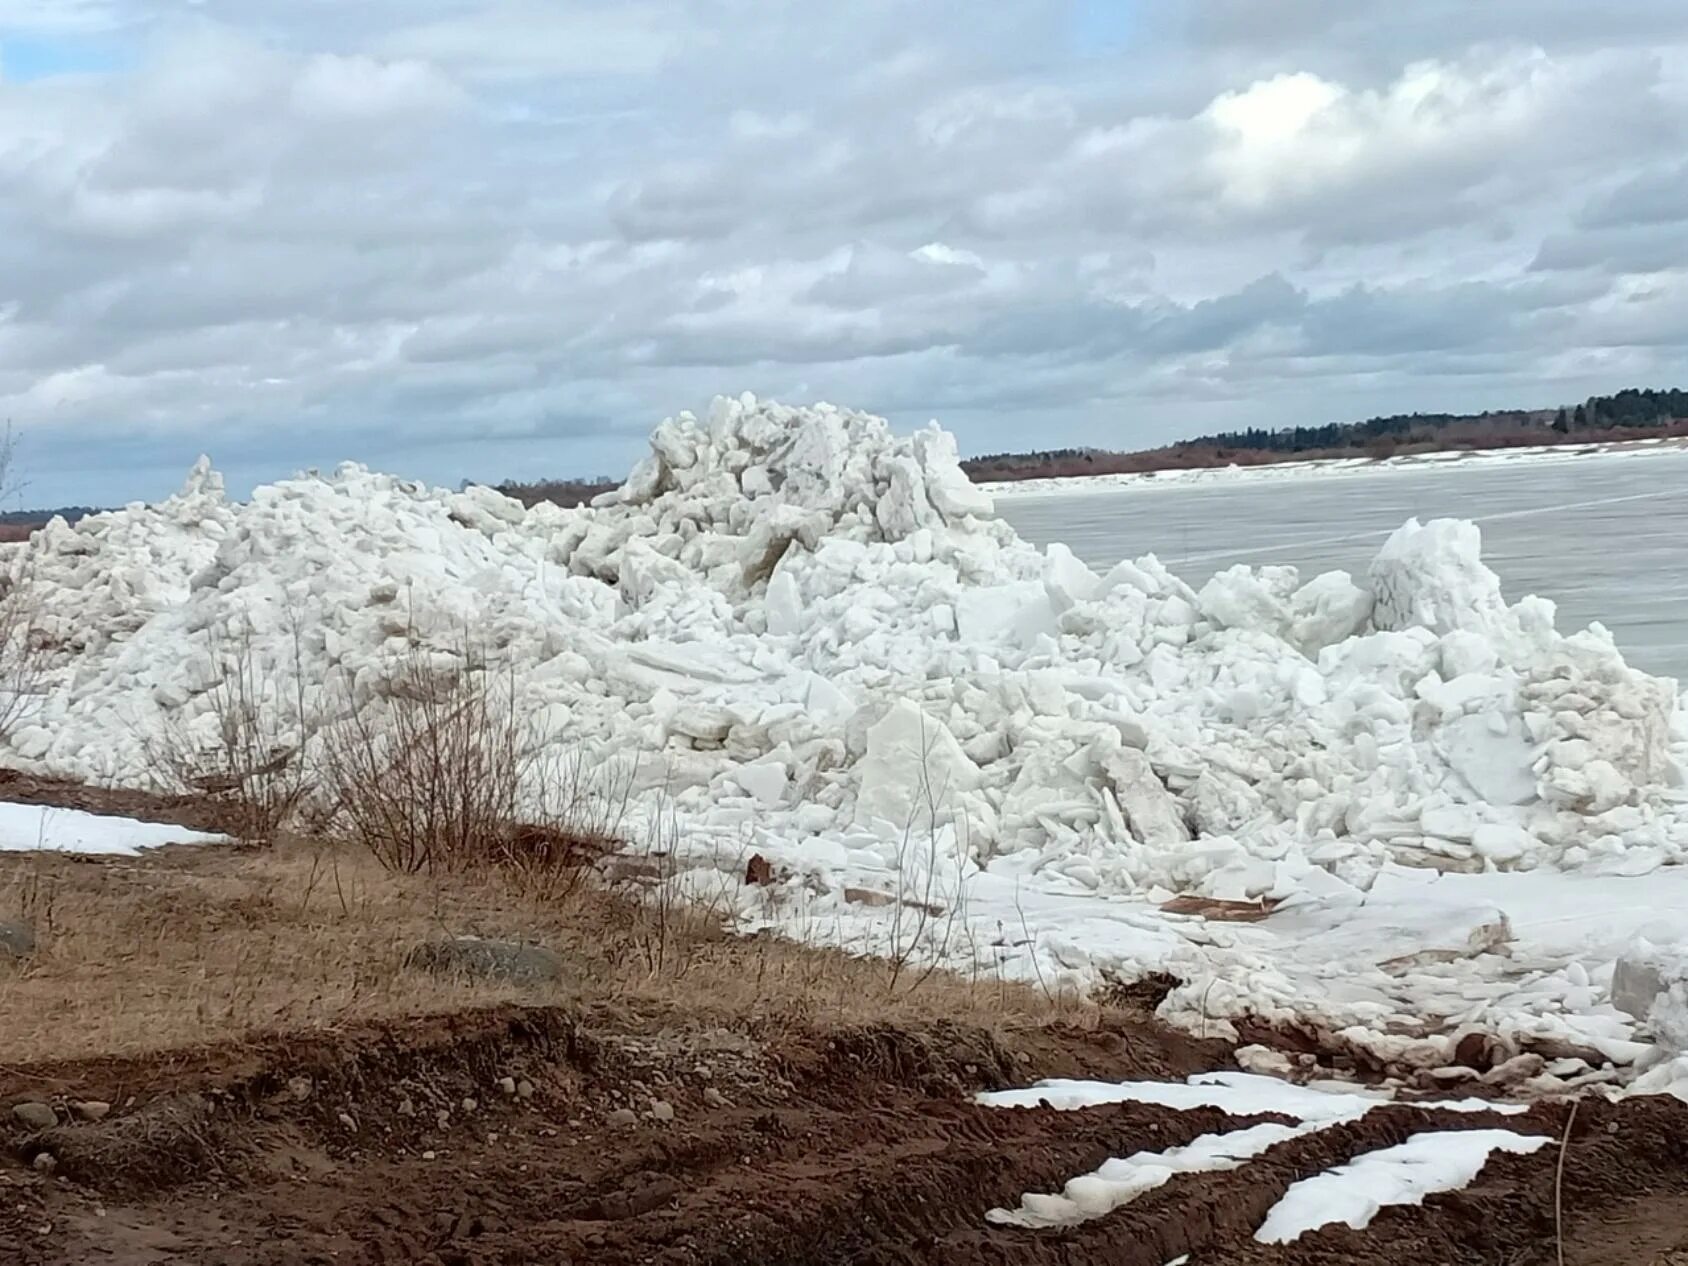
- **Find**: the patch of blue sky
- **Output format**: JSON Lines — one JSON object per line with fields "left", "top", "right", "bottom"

{"left": 0, "top": 33, "right": 127, "bottom": 81}
{"left": 1070, "top": 0, "right": 1136, "bottom": 55}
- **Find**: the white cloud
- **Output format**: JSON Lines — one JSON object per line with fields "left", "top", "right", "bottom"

{"left": 290, "top": 54, "right": 462, "bottom": 119}
{"left": 3, "top": 1, "right": 1688, "bottom": 504}
{"left": 378, "top": 3, "right": 694, "bottom": 79}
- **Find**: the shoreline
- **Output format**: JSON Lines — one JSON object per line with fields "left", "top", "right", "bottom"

{"left": 981, "top": 433, "right": 1688, "bottom": 499}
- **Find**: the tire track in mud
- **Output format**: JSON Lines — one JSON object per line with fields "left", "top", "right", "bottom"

{"left": 919, "top": 1103, "right": 1560, "bottom": 1266}
{"left": 10, "top": 1007, "right": 1688, "bottom": 1266}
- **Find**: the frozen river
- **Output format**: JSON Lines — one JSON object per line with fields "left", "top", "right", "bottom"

{"left": 998, "top": 450, "right": 1688, "bottom": 684}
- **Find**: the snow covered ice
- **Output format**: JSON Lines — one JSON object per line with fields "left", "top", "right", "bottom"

{"left": 11, "top": 393, "right": 1688, "bottom": 1085}
{"left": 0, "top": 803, "right": 225, "bottom": 855}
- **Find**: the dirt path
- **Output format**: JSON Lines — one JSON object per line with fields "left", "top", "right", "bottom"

{"left": 3, "top": 1003, "right": 1687, "bottom": 1265}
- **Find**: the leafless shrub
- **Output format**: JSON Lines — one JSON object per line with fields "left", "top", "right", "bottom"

{"left": 881, "top": 714, "right": 974, "bottom": 1000}
{"left": 318, "top": 644, "right": 626, "bottom": 891}
{"left": 0, "top": 564, "right": 44, "bottom": 743}
{"left": 320, "top": 647, "right": 522, "bottom": 875}
{"left": 596, "top": 795, "right": 757, "bottom": 980}
{"left": 148, "top": 620, "right": 315, "bottom": 845}
{"left": 0, "top": 427, "right": 43, "bottom": 742}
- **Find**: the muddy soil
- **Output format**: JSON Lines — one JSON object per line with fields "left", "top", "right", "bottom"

{"left": 0, "top": 770, "right": 245, "bottom": 837}
{"left": 3, "top": 1002, "right": 1686, "bottom": 1266}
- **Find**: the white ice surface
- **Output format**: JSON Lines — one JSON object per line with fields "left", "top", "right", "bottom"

{"left": 1254, "top": 1129, "right": 1551, "bottom": 1244}
{"left": 9, "top": 394, "right": 1688, "bottom": 1080}
{"left": 0, "top": 802, "right": 225, "bottom": 855}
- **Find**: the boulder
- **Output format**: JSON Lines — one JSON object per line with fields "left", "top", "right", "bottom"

{"left": 0, "top": 921, "right": 36, "bottom": 959}
{"left": 404, "top": 937, "right": 564, "bottom": 985}
{"left": 12, "top": 1102, "right": 58, "bottom": 1131}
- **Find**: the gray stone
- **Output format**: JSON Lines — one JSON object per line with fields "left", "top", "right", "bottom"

{"left": 0, "top": 921, "right": 35, "bottom": 960}
{"left": 12, "top": 1102, "right": 57, "bottom": 1131}
{"left": 606, "top": 1108, "right": 638, "bottom": 1128}
{"left": 515, "top": 1080, "right": 535, "bottom": 1101}
{"left": 702, "top": 1088, "right": 727, "bottom": 1109}
{"left": 32, "top": 1151, "right": 56, "bottom": 1174}
{"left": 71, "top": 1101, "right": 111, "bottom": 1123}
{"left": 497, "top": 1077, "right": 517, "bottom": 1097}
{"left": 404, "top": 936, "right": 563, "bottom": 985}
{"left": 649, "top": 1100, "right": 675, "bottom": 1123}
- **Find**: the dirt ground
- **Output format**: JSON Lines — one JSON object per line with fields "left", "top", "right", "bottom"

{"left": 6, "top": 1001, "right": 1688, "bottom": 1266}
{"left": 6, "top": 797, "right": 1688, "bottom": 1264}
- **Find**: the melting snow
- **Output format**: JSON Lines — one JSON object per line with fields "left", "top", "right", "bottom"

{"left": 0, "top": 802, "right": 225, "bottom": 855}
{"left": 981, "top": 1073, "right": 1531, "bottom": 1231}
{"left": 1254, "top": 1129, "right": 1552, "bottom": 1244}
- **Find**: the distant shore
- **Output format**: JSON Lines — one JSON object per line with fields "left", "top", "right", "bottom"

{"left": 982, "top": 431, "right": 1688, "bottom": 498}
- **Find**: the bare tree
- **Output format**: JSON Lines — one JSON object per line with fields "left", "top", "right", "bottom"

{"left": 0, "top": 424, "right": 43, "bottom": 741}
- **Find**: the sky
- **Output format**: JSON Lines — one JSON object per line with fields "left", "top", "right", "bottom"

{"left": 4, "top": 2, "right": 1688, "bottom": 505}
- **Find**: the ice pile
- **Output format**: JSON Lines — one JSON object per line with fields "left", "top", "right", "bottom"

{"left": 9, "top": 394, "right": 1688, "bottom": 1066}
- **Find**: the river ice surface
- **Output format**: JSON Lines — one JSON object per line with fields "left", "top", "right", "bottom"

{"left": 999, "top": 448, "right": 1688, "bottom": 683}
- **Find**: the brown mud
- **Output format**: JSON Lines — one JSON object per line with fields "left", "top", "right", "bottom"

{"left": 3, "top": 1002, "right": 1687, "bottom": 1265}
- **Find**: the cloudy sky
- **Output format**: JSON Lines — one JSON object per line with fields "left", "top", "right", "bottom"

{"left": 3, "top": 2, "right": 1688, "bottom": 505}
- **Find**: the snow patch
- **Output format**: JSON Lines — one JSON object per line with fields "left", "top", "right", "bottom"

{"left": 0, "top": 803, "right": 225, "bottom": 855}
{"left": 1254, "top": 1129, "right": 1552, "bottom": 1244}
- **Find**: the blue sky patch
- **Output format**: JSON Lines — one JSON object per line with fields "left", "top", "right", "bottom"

{"left": 1, "top": 34, "right": 127, "bottom": 82}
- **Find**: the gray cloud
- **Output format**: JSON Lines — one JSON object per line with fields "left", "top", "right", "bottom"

{"left": 2, "top": 1, "right": 1688, "bottom": 505}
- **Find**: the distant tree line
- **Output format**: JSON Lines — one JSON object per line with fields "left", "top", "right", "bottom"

{"left": 962, "top": 386, "right": 1688, "bottom": 482}
{"left": 0, "top": 506, "right": 99, "bottom": 525}
{"left": 484, "top": 476, "right": 620, "bottom": 509}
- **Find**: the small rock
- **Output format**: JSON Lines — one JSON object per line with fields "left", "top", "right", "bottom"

{"left": 435, "top": 1109, "right": 452, "bottom": 1128}
{"left": 422, "top": 1150, "right": 436, "bottom": 1161}
{"left": 32, "top": 1152, "right": 56, "bottom": 1175}
{"left": 516, "top": 1080, "right": 535, "bottom": 1101}
{"left": 286, "top": 1076, "right": 314, "bottom": 1103}
{"left": 461, "top": 1098, "right": 478, "bottom": 1114}
{"left": 497, "top": 1077, "right": 517, "bottom": 1097}
{"left": 404, "top": 936, "right": 564, "bottom": 985}
{"left": 0, "top": 921, "right": 36, "bottom": 960}
{"left": 338, "top": 1112, "right": 358, "bottom": 1131}
{"left": 650, "top": 1100, "right": 675, "bottom": 1123}
{"left": 702, "top": 1088, "right": 727, "bottom": 1109}
{"left": 606, "top": 1108, "right": 638, "bottom": 1128}
{"left": 397, "top": 1097, "right": 415, "bottom": 1118}
{"left": 12, "top": 1103, "right": 57, "bottom": 1131}
{"left": 72, "top": 1101, "right": 111, "bottom": 1123}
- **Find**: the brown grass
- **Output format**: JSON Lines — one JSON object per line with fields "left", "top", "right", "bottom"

{"left": 0, "top": 834, "right": 1091, "bottom": 1068}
